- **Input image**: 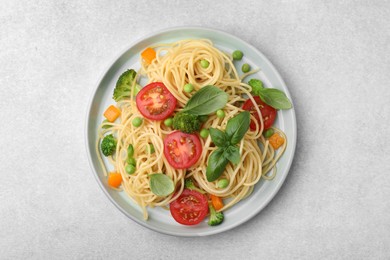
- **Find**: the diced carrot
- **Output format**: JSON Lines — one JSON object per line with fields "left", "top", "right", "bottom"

{"left": 141, "top": 47, "right": 156, "bottom": 64}
{"left": 104, "top": 105, "right": 121, "bottom": 122}
{"left": 269, "top": 133, "right": 285, "bottom": 149}
{"left": 210, "top": 194, "right": 224, "bottom": 211}
{"left": 108, "top": 172, "right": 122, "bottom": 188}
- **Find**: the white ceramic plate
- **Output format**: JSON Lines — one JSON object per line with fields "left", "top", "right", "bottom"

{"left": 85, "top": 27, "right": 297, "bottom": 236}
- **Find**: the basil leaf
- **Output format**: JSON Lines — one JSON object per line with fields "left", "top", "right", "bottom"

{"left": 206, "top": 148, "right": 229, "bottom": 182}
{"left": 248, "top": 79, "right": 264, "bottom": 96}
{"left": 149, "top": 173, "right": 174, "bottom": 196}
{"left": 258, "top": 88, "right": 292, "bottom": 110}
{"left": 225, "top": 111, "right": 250, "bottom": 145}
{"left": 224, "top": 145, "right": 240, "bottom": 165}
{"left": 181, "top": 85, "right": 228, "bottom": 115}
{"left": 209, "top": 128, "right": 229, "bottom": 147}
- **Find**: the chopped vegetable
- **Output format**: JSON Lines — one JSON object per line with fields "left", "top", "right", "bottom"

{"left": 108, "top": 173, "right": 122, "bottom": 188}
{"left": 112, "top": 69, "right": 140, "bottom": 102}
{"left": 132, "top": 117, "right": 143, "bottom": 127}
{"left": 164, "top": 117, "right": 173, "bottom": 127}
{"left": 269, "top": 133, "right": 285, "bottom": 149}
{"left": 263, "top": 129, "right": 274, "bottom": 138}
{"left": 184, "top": 83, "right": 194, "bottom": 93}
{"left": 125, "top": 164, "right": 136, "bottom": 175}
{"left": 185, "top": 179, "right": 205, "bottom": 194}
{"left": 101, "top": 134, "right": 117, "bottom": 156}
{"left": 210, "top": 194, "right": 224, "bottom": 211}
{"left": 242, "top": 63, "right": 250, "bottom": 73}
{"left": 200, "top": 128, "right": 209, "bottom": 138}
{"left": 208, "top": 203, "right": 224, "bottom": 226}
{"left": 126, "top": 157, "right": 136, "bottom": 166}
{"left": 216, "top": 178, "right": 229, "bottom": 189}
{"left": 104, "top": 105, "right": 121, "bottom": 122}
{"left": 147, "top": 143, "right": 155, "bottom": 154}
{"left": 141, "top": 47, "right": 156, "bottom": 64}
{"left": 232, "top": 50, "right": 243, "bottom": 60}
{"left": 200, "top": 60, "right": 209, "bottom": 68}
{"left": 248, "top": 79, "right": 264, "bottom": 95}
{"left": 102, "top": 119, "right": 111, "bottom": 129}
{"left": 127, "top": 144, "right": 134, "bottom": 157}
{"left": 216, "top": 109, "right": 225, "bottom": 118}
{"left": 172, "top": 112, "right": 202, "bottom": 133}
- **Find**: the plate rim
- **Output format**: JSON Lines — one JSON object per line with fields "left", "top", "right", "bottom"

{"left": 85, "top": 26, "right": 297, "bottom": 237}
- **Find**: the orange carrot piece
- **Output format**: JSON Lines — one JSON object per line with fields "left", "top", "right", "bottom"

{"left": 104, "top": 105, "right": 121, "bottom": 122}
{"left": 269, "top": 133, "right": 285, "bottom": 149}
{"left": 210, "top": 194, "right": 224, "bottom": 211}
{"left": 108, "top": 173, "right": 122, "bottom": 188}
{"left": 141, "top": 47, "right": 156, "bottom": 64}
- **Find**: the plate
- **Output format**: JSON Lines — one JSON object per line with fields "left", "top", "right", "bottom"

{"left": 85, "top": 27, "right": 297, "bottom": 236}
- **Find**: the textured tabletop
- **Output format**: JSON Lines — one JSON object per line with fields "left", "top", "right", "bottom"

{"left": 1, "top": 0, "right": 389, "bottom": 259}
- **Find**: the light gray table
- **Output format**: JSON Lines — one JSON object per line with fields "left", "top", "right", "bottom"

{"left": 1, "top": 1, "right": 389, "bottom": 259}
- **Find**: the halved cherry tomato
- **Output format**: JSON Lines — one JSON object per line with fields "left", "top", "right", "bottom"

{"left": 136, "top": 82, "right": 177, "bottom": 120}
{"left": 170, "top": 189, "right": 209, "bottom": 225}
{"left": 164, "top": 131, "right": 202, "bottom": 169}
{"left": 242, "top": 96, "right": 276, "bottom": 130}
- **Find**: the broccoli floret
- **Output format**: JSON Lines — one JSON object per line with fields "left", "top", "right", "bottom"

{"left": 101, "top": 134, "right": 117, "bottom": 156}
{"left": 208, "top": 203, "right": 224, "bottom": 226}
{"left": 248, "top": 79, "right": 264, "bottom": 96}
{"left": 185, "top": 179, "right": 205, "bottom": 194}
{"left": 113, "top": 69, "right": 140, "bottom": 101}
{"left": 172, "top": 112, "right": 202, "bottom": 133}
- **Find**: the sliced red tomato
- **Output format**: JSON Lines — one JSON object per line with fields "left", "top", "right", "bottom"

{"left": 164, "top": 131, "right": 202, "bottom": 169}
{"left": 136, "top": 82, "right": 177, "bottom": 120}
{"left": 242, "top": 96, "right": 277, "bottom": 131}
{"left": 170, "top": 189, "right": 209, "bottom": 225}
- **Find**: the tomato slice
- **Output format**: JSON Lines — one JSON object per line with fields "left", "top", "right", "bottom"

{"left": 136, "top": 82, "right": 177, "bottom": 120}
{"left": 170, "top": 189, "right": 209, "bottom": 225}
{"left": 164, "top": 131, "right": 202, "bottom": 169}
{"left": 242, "top": 96, "right": 277, "bottom": 130}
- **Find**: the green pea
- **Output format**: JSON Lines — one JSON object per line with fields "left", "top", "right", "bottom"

{"left": 216, "top": 109, "right": 225, "bottom": 118}
{"left": 127, "top": 144, "right": 134, "bottom": 157}
{"left": 264, "top": 129, "right": 274, "bottom": 138}
{"left": 126, "top": 157, "right": 136, "bottom": 166}
{"left": 132, "top": 117, "right": 143, "bottom": 127}
{"left": 184, "top": 83, "right": 194, "bottom": 93}
{"left": 199, "top": 115, "right": 208, "bottom": 122}
{"left": 164, "top": 117, "right": 173, "bottom": 127}
{"left": 200, "top": 128, "right": 209, "bottom": 138}
{"left": 125, "top": 164, "right": 136, "bottom": 175}
{"left": 216, "top": 178, "right": 229, "bottom": 188}
{"left": 147, "top": 143, "right": 155, "bottom": 154}
{"left": 200, "top": 60, "right": 209, "bottom": 68}
{"left": 242, "top": 63, "right": 250, "bottom": 73}
{"left": 102, "top": 119, "right": 111, "bottom": 129}
{"left": 232, "top": 50, "right": 243, "bottom": 60}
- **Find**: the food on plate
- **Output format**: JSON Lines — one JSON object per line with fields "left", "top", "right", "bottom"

{"left": 96, "top": 39, "right": 292, "bottom": 226}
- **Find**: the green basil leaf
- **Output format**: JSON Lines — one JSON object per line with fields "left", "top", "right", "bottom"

{"left": 248, "top": 79, "right": 264, "bottom": 96}
{"left": 224, "top": 145, "right": 240, "bottom": 165}
{"left": 181, "top": 85, "right": 229, "bottom": 115}
{"left": 225, "top": 111, "right": 250, "bottom": 145}
{"left": 149, "top": 173, "right": 175, "bottom": 196}
{"left": 209, "top": 128, "right": 229, "bottom": 147}
{"left": 258, "top": 88, "right": 292, "bottom": 110}
{"left": 206, "top": 148, "right": 229, "bottom": 182}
